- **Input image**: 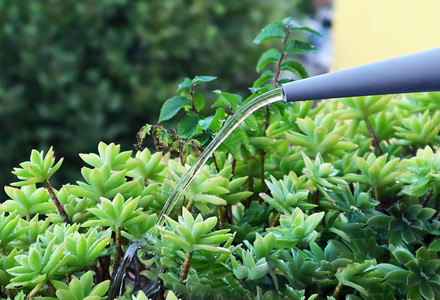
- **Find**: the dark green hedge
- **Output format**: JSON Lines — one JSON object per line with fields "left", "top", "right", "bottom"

{"left": 0, "top": 0, "right": 299, "bottom": 188}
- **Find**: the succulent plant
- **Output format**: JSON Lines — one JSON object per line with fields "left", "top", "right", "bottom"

{"left": 285, "top": 114, "right": 357, "bottom": 159}
{"left": 10, "top": 147, "right": 63, "bottom": 187}
{"left": 394, "top": 110, "right": 440, "bottom": 147}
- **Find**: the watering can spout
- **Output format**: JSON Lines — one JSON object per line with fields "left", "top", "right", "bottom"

{"left": 282, "top": 47, "right": 440, "bottom": 102}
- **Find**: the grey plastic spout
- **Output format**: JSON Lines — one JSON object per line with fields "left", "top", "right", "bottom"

{"left": 282, "top": 47, "right": 440, "bottom": 102}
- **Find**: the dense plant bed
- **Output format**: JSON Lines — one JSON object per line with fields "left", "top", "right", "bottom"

{"left": 2, "top": 19, "right": 440, "bottom": 300}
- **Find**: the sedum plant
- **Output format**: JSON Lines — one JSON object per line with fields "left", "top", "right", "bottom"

{"left": 158, "top": 208, "right": 232, "bottom": 282}
{"left": 2, "top": 17, "right": 440, "bottom": 300}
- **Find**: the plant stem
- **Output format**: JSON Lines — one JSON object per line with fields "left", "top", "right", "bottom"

{"left": 7, "top": 289, "right": 17, "bottom": 299}
{"left": 113, "top": 227, "right": 123, "bottom": 273}
{"left": 44, "top": 180, "right": 70, "bottom": 224}
{"left": 99, "top": 255, "right": 111, "bottom": 281}
{"left": 332, "top": 282, "right": 342, "bottom": 298}
{"left": 226, "top": 204, "right": 233, "bottom": 223}
{"left": 186, "top": 199, "right": 194, "bottom": 212}
{"left": 217, "top": 206, "right": 225, "bottom": 229}
{"left": 364, "top": 117, "right": 382, "bottom": 156}
{"left": 374, "top": 187, "right": 380, "bottom": 203}
{"left": 274, "top": 27, "right": 291, "bottom": 87}
{"left": 434, "top": 207, "right": 440, "bottom": 222}
{"left": 26, "top": 282, "right": 44, "bottom": 299}
{"left": 422, "top": 189, "right": 433, "bottom": 206}
{"left": 271, "top": 212, "right": 281, "bottom": 227}
{"left": 259, "top": 27, "right": 291, "bottom": 192}
{"left": 47, "top": 280, "right": 57, "bottom": 297}
{"left": 212, "top": 153, "right": 220, "bottom": 173}
{"left": 231, "top": 158, "right": 237, "bottom": 175}
{"left": 244, "top": 176, "right": 254, "bottom": 209}
{"left": 190, "top": 88, "right": 198, "bottom": 114}
{"left": 312, "top": 190, "right": 320, "bottom": 207}
{"left": 180, "top": 251, "right": 193, "bottom": 283}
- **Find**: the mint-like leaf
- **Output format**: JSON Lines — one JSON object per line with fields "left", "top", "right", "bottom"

{"left": 192, "top": 76, "right": 217, "bottom": 86}
{"left": 159, "top": 96, "right": 190, "bottom": 122}
{"left": 213, "top": 90, "right": 242, "bottom": 108}
{"left": 280, "top": 61, "right": 309, "bottom": 79}
{"left": 193, "top": 92, "right": 205, "bottom": 111}
{"left": 285, "top": 40, "right": 316, "bottom": 53}
{"left": 256, "top": 48, "right": 281, "bottom": 72}
{"left": 198, "top": 116, "right": 214, "bottom": 131}
{"left": 253, "top": 23, "right": 285, "bottom": 44}
{"left": 178, "top": 112, "right": 199, "bottom": 139}
{"left": 253, "top": 70, "right": 275, "bottom": 87}
{"left": 292, "top": 26, "right": 322, "bottom": 37}
{"left": 177, "top": 78, "right": 192, "bottom": 92}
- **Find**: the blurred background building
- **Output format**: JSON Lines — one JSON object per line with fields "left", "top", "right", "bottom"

{"left": 333, "top": 0, "right": 440, "bottom": 69}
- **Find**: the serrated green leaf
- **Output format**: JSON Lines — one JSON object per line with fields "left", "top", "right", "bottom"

{"left": 256, "top": 48, "right": 282, "bottom": 72}
{"left": 280, "top": 61, "right": 309, "bottom": 79}
{"left": 292, "top": 26, "right": 322, "bottom": 36}
{"left": 253, "top": 70, "right": 275, "bottom": 88}
{"left": 198, "top": 116, "right": 214, "bottom": 131}
{"left": 192, "top": 76, "right": 217, "bottom": 85}
{"left": 254, "top": 23, "right": 286, "bottom": 44}
{"left": 193, "top": 92, "right": 205, "bottom": 111}
{"left": 177, "top": 112, "right": 199, "bottom": 139}
{"left": 285, "top": 40, "right": 316, "bottom": 53}
{"left": 159, "top": 96, "right": 190, "bottom": 122}
{"left": 177, "top": 78, "right": 192, "bottom": 92}
{"left": 212, "top": 90, "right": 242, "bottom": 108}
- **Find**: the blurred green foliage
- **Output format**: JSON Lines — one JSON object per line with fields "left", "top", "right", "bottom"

{"left": 0, "top": 0, "right": 297, "bottom": 189}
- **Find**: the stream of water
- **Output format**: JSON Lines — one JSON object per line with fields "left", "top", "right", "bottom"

{"left": 108, "top": 88, "right": 283, "bottom": 298}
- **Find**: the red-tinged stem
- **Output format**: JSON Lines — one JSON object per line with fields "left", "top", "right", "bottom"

{"left": 231, "top": 158, "right": 237, "bottom": 175}
{"left": 271, "top": 212, "right": 281, "bottom": 227}
{"left": 312, "top": 190, "right": 320, "bottom": 206}
{"left": 180, "top": 251, "right": 193, "bottom": 283}
{"left": 44, "top": 180, "right": 70, "bottom": 224}
{"left": 364, "top": 117, "right": 382, "bottom": 156}
{"left": 185, "top": 199, "right": 194, "bottom": 212}
{"left": 260, "top": 28, "right": 291, "bottom": 192}
{"left": 190, "top": 88, "right": 198, "bottom": 114}
{"left": 274, "top": 27, "right": 291, "bottom": 87}
{"left": 212, "top": 153, "right": 220, "bottom": 173}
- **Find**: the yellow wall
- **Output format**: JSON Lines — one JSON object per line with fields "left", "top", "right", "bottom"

{"left": 332, "top": 0, "right": 440, "bottom": 70}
